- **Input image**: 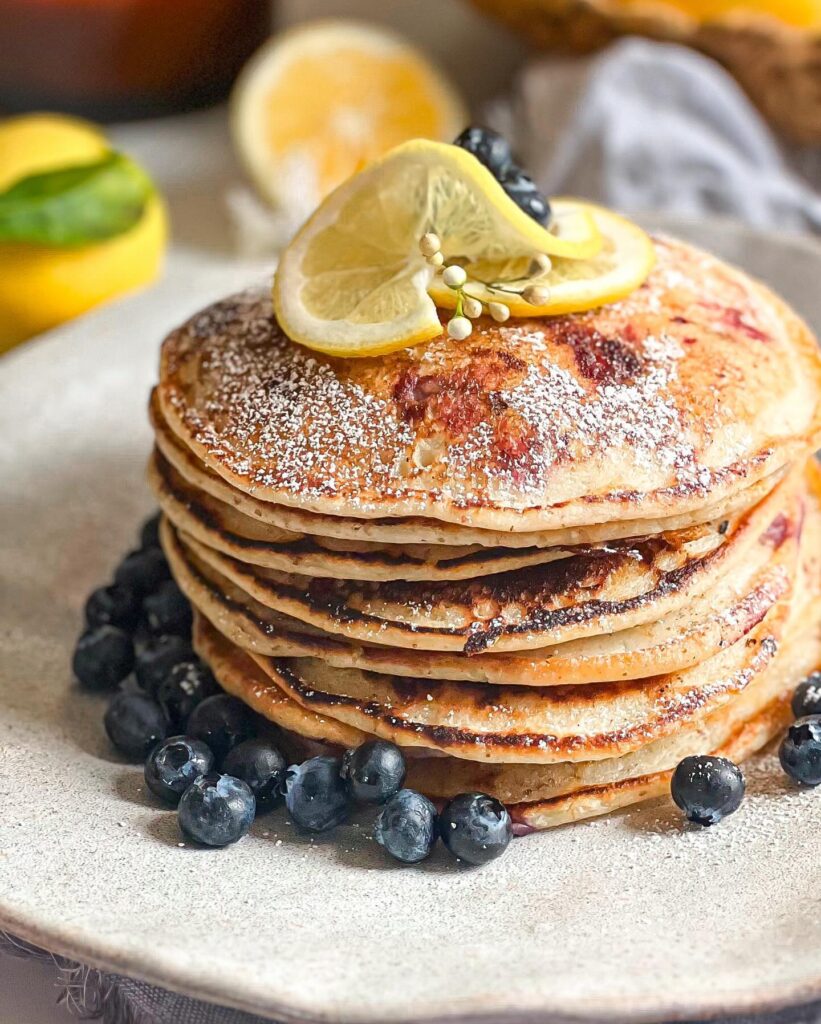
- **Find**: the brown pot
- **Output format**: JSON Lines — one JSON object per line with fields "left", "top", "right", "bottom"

{"left": 0, "top": 0, "right": 271, "bottom": 121}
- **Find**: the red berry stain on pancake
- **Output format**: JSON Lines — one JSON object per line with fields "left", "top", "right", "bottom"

{"left": 699, "top": 301, "right": 771, "bottom": 342}
{"left": 551, "top": 322, "right": 643, "bottom": 384}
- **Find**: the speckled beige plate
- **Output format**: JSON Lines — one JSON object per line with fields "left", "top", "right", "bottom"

{"left": 1, "top": 219, "right": 821, "bottom": 1024}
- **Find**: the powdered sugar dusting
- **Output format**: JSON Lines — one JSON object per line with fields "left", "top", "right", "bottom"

{"left": 445, "top": 328, "right": 693, "bottom": 496}
{"left": 168, "top": 288, "right": 415, "bottom": 503}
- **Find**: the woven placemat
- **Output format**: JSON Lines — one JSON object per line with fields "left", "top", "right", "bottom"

{"left": 0, "top": 934, "right": 266, "bottom": 1024}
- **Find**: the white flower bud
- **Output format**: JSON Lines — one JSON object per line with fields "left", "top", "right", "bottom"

{"left": 463, "top": 297, "right": 483, "bottom": 319}
{"left": 447, "top": 316, "right": 472, "bottom": 341}
{"left": 442, "top": 265, "right": 467, "bottom": 289}
{"left": 522, "top": 285, "right": 551, "bottom": 306}
{"left": 529, "top": 253, "right": 552, "bottom": 276}
{"left": 427, "top": 251, "right": 444, "bottom": 267}
{"left": 489, "top": 302, "right": 510, "bottom": 323}
{"left": 419, "top": 233, "right": 441, "bottom": 257}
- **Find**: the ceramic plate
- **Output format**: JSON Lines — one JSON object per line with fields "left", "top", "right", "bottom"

{"left": 2, "top": 218, "right": 820, "bottom": 1024}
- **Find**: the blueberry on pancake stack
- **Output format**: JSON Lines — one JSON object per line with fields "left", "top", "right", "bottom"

{"left": 149, "top": 138, "right": 821, "bottom": 831}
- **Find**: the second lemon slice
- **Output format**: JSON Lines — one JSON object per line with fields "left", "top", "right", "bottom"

{"left": 274, "top": 140, "right": 610, "bottom": 357}
{"left": 429, "top": 201, "right": 655, "bottom": 318}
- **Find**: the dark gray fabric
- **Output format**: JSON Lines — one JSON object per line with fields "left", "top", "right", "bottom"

{"left": 1, "top": 933, "right": 268, "bottom": 1023}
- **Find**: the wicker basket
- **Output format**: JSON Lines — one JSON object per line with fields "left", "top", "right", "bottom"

{"left": 469, "top": 0, "right": 821, "bottom": 143}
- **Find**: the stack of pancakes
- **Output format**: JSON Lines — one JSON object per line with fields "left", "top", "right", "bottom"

{"left": 150, "top": 236, "right": 821, "bottom": 830}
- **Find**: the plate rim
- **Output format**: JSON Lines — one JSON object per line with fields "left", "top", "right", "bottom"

{"left": 3, "top": 905, "right": 821, "bottom": 1024}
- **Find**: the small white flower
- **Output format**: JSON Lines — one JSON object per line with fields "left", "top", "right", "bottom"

{"left": 447, "top": 316, "right": 472, "bottom": 340}
{"left": 522, "top": 285, "right": 551, "bottom": 306}
{"left": 463, "top": 296, "right": 483, "bottom": 319}
{"left": 442, "top": 265, "right": 467, "bottom": 289}
{"left": 419, "top": 232, "right": 441, "bottom": 257}
{"left": 529, "top": 253, "right": 552, "bottom": 276}
{"left": 489, "top": 301, "right": 510, "bottom": 323}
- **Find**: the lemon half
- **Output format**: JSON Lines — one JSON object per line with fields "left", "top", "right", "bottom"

{"left": 0, "top": 113, "right": 166, "bottom": 353}
{"left": 231, "top": 20, "right": 468, "bottom": 211}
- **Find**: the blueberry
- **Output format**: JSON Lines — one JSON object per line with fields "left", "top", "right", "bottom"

{"left": 500, "top": 167, "right": 551, "bottom": 226}
{"left": 792, "top": 673, "right": 821, "bottom": 719}
{"left": 284, "top": 756, "right": 349, "bottom": 832}
{"left": 223, "top": 738, "right": 286, "bottom": 812}
{"left": 144, "top": 735, "right": 214, "bottom": 805}
{"left": 155, "top": 659, "right": 218, "bottom": 730}
{"left": 178, "top": 773, "right": 255, "bottom": 847}
{"left": 374, "top": 789, "right": 438, "bottom": 864}
{"left": 114, "top": 547, "right": 170, "bottom": 597}
{"left": 671, "top": 755, "right": 746, "bottom": 825}
{"left": 187, "top": 694, "right": 255, "bottom": 761}
{"left": 453, "top": 126, "right": 513, "bottom": 178}
{"left": 779, "top": 716, "right": 821, "bottom": 787}
{"left": 143, "top": 580, "right": 192, "bottom": 638}
{"left": 341, "top": 740, "right": 406, "bottom": 804}
{"left": 140, "top": 511, "right": 162, "bottom": 550}
{"left": 84, "top": 583, "right": 142, "bottom": 633}
{"left": 104, "top": 691, "right": 168, "bottom": 760}
{"left": 135, "top": 634, "right": 193, "bottom": 696}
{"left": 439, "top": 792, "right": 512, "bottom": 865}
{"left": 73, "top": 626, "right": 134, "bottom": 691}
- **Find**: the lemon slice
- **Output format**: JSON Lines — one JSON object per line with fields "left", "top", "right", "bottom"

{"left": 274, "top": 140, "right": 611, "bottom": 357}
{"left": 231, "top": 20, "right": 467, "bottom": 211}
{"left": 429, "top": 201, "right": 655, "bottom": 317}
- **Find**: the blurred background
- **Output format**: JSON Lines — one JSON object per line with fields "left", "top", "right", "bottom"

{"left": 0, "top": 0, "right": 820, "bottom": 355}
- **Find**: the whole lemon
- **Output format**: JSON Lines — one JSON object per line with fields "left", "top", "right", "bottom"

{"left": 0, "top": 114, "right": 167, "bottom": 354}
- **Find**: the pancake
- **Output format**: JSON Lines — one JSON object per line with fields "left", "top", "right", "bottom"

{"left": 152, "top": 389, "right": 787, "bottom": 550}
{"left": 148, "top": 450, "right": 584, "bottom": 582}
{"left": 259, "top": 592, "right": 821, "bottom": 807}
{"left": 157, "top": 236, "right": 821, "bottom": 530}
{"left": 506, "top": 694, "right": 797, "bottom": 830}
{"left": 170, "top": 470, "right": 796, "bottom": 653}
{"left": 245, "top": 588, "right": 793, "bottom": 764}
{"left": 163, "top": 505, "right": 797, "bottom": 685}
{"left": 191, "top": 587, "right": 821, "bottom": 825}
{"left": 194, "top": 613, "right": 369, "bottom": 750}
{"left": 274, "top": 694, "right": 797, "bottom": 829}
{"left": 188, "top": 477, "right": 814, "bottom": 767}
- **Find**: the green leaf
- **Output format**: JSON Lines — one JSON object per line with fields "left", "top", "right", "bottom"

{"left": 0, "top": 151, "right": 154, "bottom": 247}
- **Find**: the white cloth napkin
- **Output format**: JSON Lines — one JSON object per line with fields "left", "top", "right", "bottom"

{"left": 489, "top": 37, "right": 821, "bottom": 233}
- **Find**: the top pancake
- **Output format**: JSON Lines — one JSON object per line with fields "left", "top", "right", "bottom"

{"left": 150, "top": 388, "right": 786, "bottom": 550}
{"left": 157, "top": 235, "right": 821, "bottom": 531}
